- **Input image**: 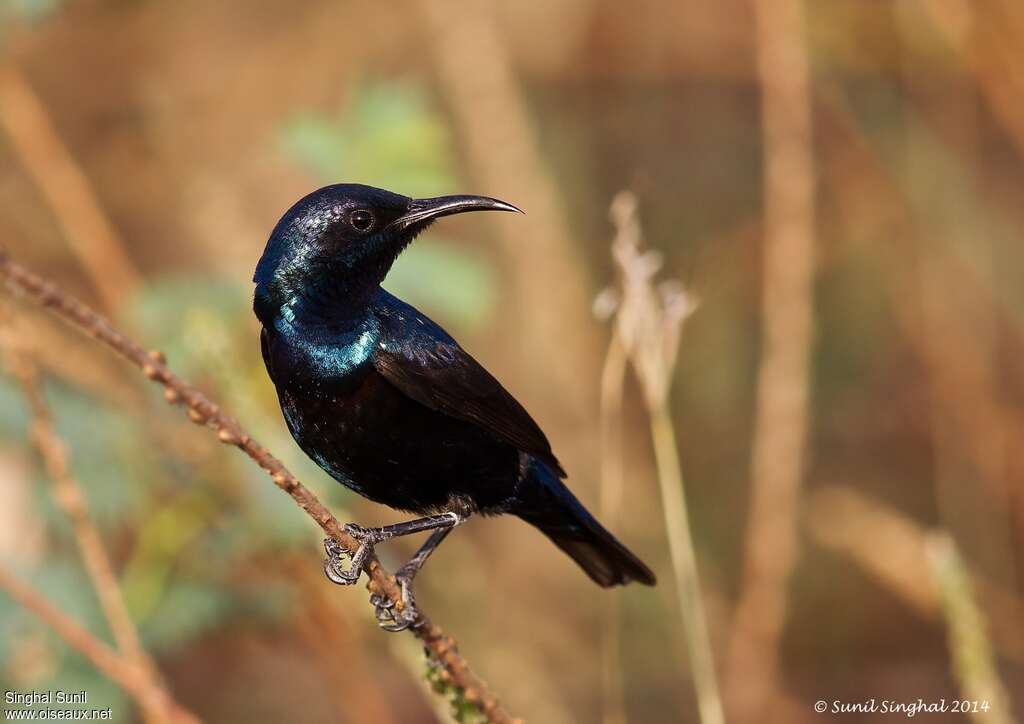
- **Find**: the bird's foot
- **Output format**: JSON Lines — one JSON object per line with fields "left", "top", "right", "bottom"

{"left": 370, "top": 571, "right": 421, "bottom": 632}
{"left": 323, "top": 534, "right": 368, "bottom": 586}
{"left": 323, "top": 538, "right": 358, "bottom": 585}
{"left": 323, "top": 523, "right": 391, "bottom": 586}
{"left": 324, "top": 515, "right": 457, "bottom": 626}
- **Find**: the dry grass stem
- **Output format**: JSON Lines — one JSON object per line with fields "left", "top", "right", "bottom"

{"left": 647, "top": 405, "right": 722, "bottom": 724}
{"left": 598, "top": 192, "right": 719, "bottom": 724}
{"left": 725, "top": 0, "right": 816, "bottom": 717}
{"left": 597, "top": 328, "right": 628, "bottom": 724}
{"left": 926, "top": 533, "right": 1017, "bottom": 724}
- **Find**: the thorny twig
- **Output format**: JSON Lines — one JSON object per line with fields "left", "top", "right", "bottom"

{"left": 0, "top": 252, "right": 518, "bottom": 724}
{"left": 1, "top": 350, "right": 196, "bottom": 724}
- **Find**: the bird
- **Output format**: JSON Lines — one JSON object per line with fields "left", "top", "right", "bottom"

{"left": 254, "top": 183, "right": 655, "bottom": 630}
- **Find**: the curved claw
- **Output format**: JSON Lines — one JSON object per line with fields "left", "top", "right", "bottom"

{"left": 323, "top": 538, "right": 362, "bottom": 585}
{"left": 379, "top": 616, "right": 415, "bottom": 633}
{"left": 324, "top": 557, "right": 360, "bottom": 585}
{"left": 378, "top": 605, "right": 417, "bottom": 632}
{"left": 374, "top": 577, "right": 421, "bottom": 632}
{"left": 370, "top": 593, "right": 396, "bottom": 623}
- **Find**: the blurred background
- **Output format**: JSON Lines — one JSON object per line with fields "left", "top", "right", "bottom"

{"left": 1, "top": 0, "right": 1022, "bottom": 722}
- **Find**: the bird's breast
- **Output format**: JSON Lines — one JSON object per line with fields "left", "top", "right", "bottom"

{"left": 272, "top": 317, "right": 381, "bottom": 384}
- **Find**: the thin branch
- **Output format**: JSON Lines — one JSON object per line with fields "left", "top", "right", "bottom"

{"left": 725, "top": 0, "right": 816, "bottom": 718}
{"left": 0, "top": 64, "right": 141, "bottom": 312}
{"left": 0, "top": 252, "right": 517, "bottom": 724}
{"left": 0, "top": 564, "right": 197, "bottom": 724}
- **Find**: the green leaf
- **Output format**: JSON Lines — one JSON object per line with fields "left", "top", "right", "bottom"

{"left": 281, "top": 82, "right": 457, "bottom": 198}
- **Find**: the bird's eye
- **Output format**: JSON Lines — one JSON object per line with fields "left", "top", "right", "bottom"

{"left": 349, "top": 209, "right": 374, "bottom": 232}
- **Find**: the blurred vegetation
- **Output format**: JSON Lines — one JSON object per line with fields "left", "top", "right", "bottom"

{"left": 0, "top": 1, "right": 1022, "bottom": 723}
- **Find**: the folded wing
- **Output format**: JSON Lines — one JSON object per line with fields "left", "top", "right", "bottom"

{"left": 373, "top": 303, "right": 565, "bottom": 478}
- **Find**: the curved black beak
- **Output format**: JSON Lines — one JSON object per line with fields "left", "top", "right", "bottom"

{"left": 390, "top": 194, "right": 522, "bottom": 232}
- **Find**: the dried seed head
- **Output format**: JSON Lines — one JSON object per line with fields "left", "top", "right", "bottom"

{"left": 592, "top": 288, "right": 620, "bottom": 321}
{"left": 599, "top": 190, "right": 699, "bottom": 409}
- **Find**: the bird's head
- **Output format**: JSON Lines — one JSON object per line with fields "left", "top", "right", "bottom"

{"left": 253, "top": 184, "right": 520, "bottom": 326}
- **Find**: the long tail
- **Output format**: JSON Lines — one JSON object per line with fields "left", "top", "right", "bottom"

{"left": 512, "top": 459, "right": 656, "bottom": 587}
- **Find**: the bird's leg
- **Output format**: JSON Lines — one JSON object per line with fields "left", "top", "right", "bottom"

{"left": 374, "top": 525, "right": 457, "bottom": 632}
{"left": 345, "top": 511, "right": 461, "bottom": 545}
{"left": 322, "top": 511, "right": 463, "bottom": 590}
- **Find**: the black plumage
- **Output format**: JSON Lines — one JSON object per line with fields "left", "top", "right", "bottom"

{"left": 254, "top": 184, "right": 654, "bottom": 627}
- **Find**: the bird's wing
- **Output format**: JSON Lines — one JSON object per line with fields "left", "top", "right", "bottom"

{"left": 373, "top": 305, "right": 566, "bottom": 477}
{"left": 260, "top": 327, "right": 277, "bottom": 385}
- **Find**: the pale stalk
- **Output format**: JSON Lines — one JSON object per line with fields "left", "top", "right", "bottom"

{"left": 599, "top": 330, "right": 629, "bottom": 724}
{"left": 649, "top": 403, "right": 723, "bottom": 724}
